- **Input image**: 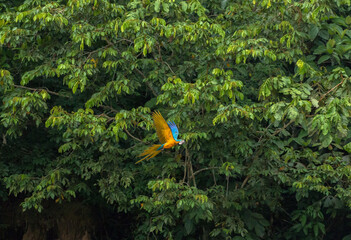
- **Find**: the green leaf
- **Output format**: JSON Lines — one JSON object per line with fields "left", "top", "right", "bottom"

{"left": 162, "top": 2, "right": 169, "bottom": 13}
{"left": 317, "top": 55, "right": 330, "bottom": 64}
{"left": 301, "top": 215, "right": 307, "bottom": 226}
{"left": 143, "top": 44, "right": 147, "bottom": 56}
{"left": 321, "top": 135, "right": 333, "bottom": 148}
{"left": 184, "top": 219, "right": 193, "bottom": 235}
{"left": 311, "top": 98, "right": 319, "bottom": 107}
{"left": 145, "top": 98, "right": 156, "bottom": 108}
{"left": 344, "top": 142, "right": 351, "bottom": 153}
{"left": 314, "top": 224, "right": 318, "bottom": 237}
{"left": 72, "top": 82, "right": 79, "bottom": 94}
{"left": 181, "top": 2, "right": 188, "bottom": 12}
{"left": 314, "top": 45, "right": 326, "bottom": 55}
{"left": 155, "top": 0, "right": 161, "bottom": 12}
{"left": 318, "top": 30, "right": 329, "bottom": 40}
{"left": 309, "top": 25, "right": 319, "bottom": 40}
{"left": 254, "top": 223, "right": 265, "bottom": 237}
{"left": 346, "top": 16, "right": 351, "bottom": 25}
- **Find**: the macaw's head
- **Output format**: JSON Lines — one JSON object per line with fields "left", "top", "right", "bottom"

{"left": 178, "top": 140, "right": 185, "bottom": 145}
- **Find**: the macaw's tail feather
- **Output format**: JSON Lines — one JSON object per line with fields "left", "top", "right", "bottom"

{"left": 136, "top": 144, "right": 162, "bottom": 164}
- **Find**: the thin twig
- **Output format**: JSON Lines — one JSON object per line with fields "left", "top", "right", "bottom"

{"left": 117, "top": 38, "right": 134, "bottom": 44}
{"left": 13, "top": 84, "right": 70, "bottom": 98}
{"left": 95, "top": 113, "right": 114, "bottom": 123}
{"left": 2, "top": 134, "right": 7, "bottom": 145}
{"left": 212, "top": 169, "right": 217, "bottom": 186}
{"left": 319, "top": 74, "right": 345, "bottom": 103}
{"left": 241, "top": 175, "right": 250, "bottom": 188}
{"left": 134, "top": 68, "right": 157, "bottom": 97}
{"left": 82, "top": 41, "right": 113, "bottom": 57}
{"left": 258, "top": 122, "right": 272, "bottom": 142}
{"left": 241, "top": 120, "right": 294, "bottom": 189}
{"left": 157, "top": 43, "right": 175, "bottom": 74}
{"left": 182, "top": 157, "right": 187, "bottom": 184}
{"left": 163, "top": 61, "right": 175, "bottom": 75}
{"left": 189, "top": 160, "right": 196, "bottom": 188}
{"left": 184, "top": 148, "right": 197, "bottom": 187}
{"left": 185, "top": 148, "right": 197, "bottom": 187}
{"left": 186, "top": 149, "right": 190, "bottom": 185}
{"left": 226, "top": 176, "right": 229, "bottom": 198}
{"left": 191, "top": 167, "right": 220, "bottom": 177}
{"left": 157, "top": 44, "right": 163, "bottom": 62}
{"left": 124, "top": 128, "right": 144, "bottom": 143}
{"left": 272, "top": 119, "right": 294, "bottom": 137}
{"left": 101, "top": 105, "right": 118, "bottom": 113}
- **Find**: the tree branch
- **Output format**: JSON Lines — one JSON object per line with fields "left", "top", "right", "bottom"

{"left": 134, "top": 68, "right": 157, "bottom": 97}
{"left": 13, "top": 84, "right": 71, "bottom": 98}
{"left": 319, "top": 74, "right": 345, "bottom": 103}
{"left": 191, "top": 167, "right": 220, "bottom": 177}
{"left": 101, "top": 105, "right": 118, "bottom": 113}
{"left": 82, "top": 42, "right": 113, "bottom": 66}
{"left": 2, "top": 134, "right": 7, "bottom": 145}
{"left": 163, "top": 61, "right": 175, "bottom": 75}
{"left": 241, "top": 119, "right": 294, "bottom": 189}
{"left": 241, "top": 175, "right": 250, "bottom": 188}
{"left": 272, "top": 119, "right": 294, "bottom": 137}
{"left": 157, "top": 43, "right": 175, "bottom": 75}
{"left": 124, "top": 128, "right": 145, "bottom": 143}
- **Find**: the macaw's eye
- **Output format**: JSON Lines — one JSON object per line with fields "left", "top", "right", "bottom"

{"left": 179, "top": 140, "right": 185, "bottom": 145}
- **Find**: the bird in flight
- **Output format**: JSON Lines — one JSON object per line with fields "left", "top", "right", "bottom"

{"left": 136, "top": 111, "right": 184, "bottom": 163}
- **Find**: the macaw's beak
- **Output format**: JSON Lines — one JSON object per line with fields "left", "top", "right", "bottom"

{"left": 179, "top": 140, "right": 185, "bottom": 145}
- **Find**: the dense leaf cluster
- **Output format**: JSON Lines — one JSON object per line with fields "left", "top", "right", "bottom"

{"left": 1, "top": 0, "right": 351, "bottom": 239}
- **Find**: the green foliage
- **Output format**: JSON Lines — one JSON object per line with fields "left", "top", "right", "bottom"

{"left": 1, "top": 0, "right": 351, "bottom": 239}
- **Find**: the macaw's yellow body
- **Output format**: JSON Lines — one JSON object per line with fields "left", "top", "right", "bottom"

{"left": 136, "top": 111, "right": 184, "bottom": 164}
{"left": 163, "top": 139, "right": 179, "bottom": 149}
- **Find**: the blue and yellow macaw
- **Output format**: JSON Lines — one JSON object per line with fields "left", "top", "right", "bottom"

{"left": 136, "top": 111, "right": 184, "bottom": 163}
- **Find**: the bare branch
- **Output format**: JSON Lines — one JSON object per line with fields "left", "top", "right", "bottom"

{"left": 226, "top": 176, "right": 230, "bottom": 198}
{"left": 157, "top": 43, "right": 175, "bottom": 75}
{"left": 82, "top": 42, "right": 113, "bottom": 66}
{"left": 212, "top": 169, "right": 217, "bottom": 186}
{"left": 101, "top": 105, "right": 118, "bottom": 113}
{"left": 134, "top": 68, "right": 157, "bottom": 97}
{"left": 319, "top": 74, "right": 345, "bottom": 102}
{"left": 163, "top": 61, "right": 175, "bottom": 75}
{"left": 182, "top": 159, "right": 187, "bottom": 184}
{"left": 124, "top": 128, "right": 145, "bottom": 143}
{"left": 2, "top": 134, "right": 7, "bottom": 145}
{"left": 241, "top": 120, "right": 294, "bottom": 189}
{"left": 241, "top": 175, "right": 250, "bottom": 188}
{"left": 191, "top": 167, "right": 220, "bottom": 177}
{"left": 272, "top": 119, "right": 294, "bottom": 137}
{"left": 13, "top": 84, "right": 71, "bottom": 98}
{"left": 95, "top": 113, "right": 114, "bottom": 123}
{"left": 157, "top": 44, "right": 163, "bottom": 62}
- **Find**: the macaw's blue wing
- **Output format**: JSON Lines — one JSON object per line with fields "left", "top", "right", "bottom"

{"left": 167, "top": 121, "right": 179, "bottom": 140}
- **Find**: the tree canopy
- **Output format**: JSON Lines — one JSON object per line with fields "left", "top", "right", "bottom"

{"left": 1, "top": 0, "right": 351, "bottom": 239}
